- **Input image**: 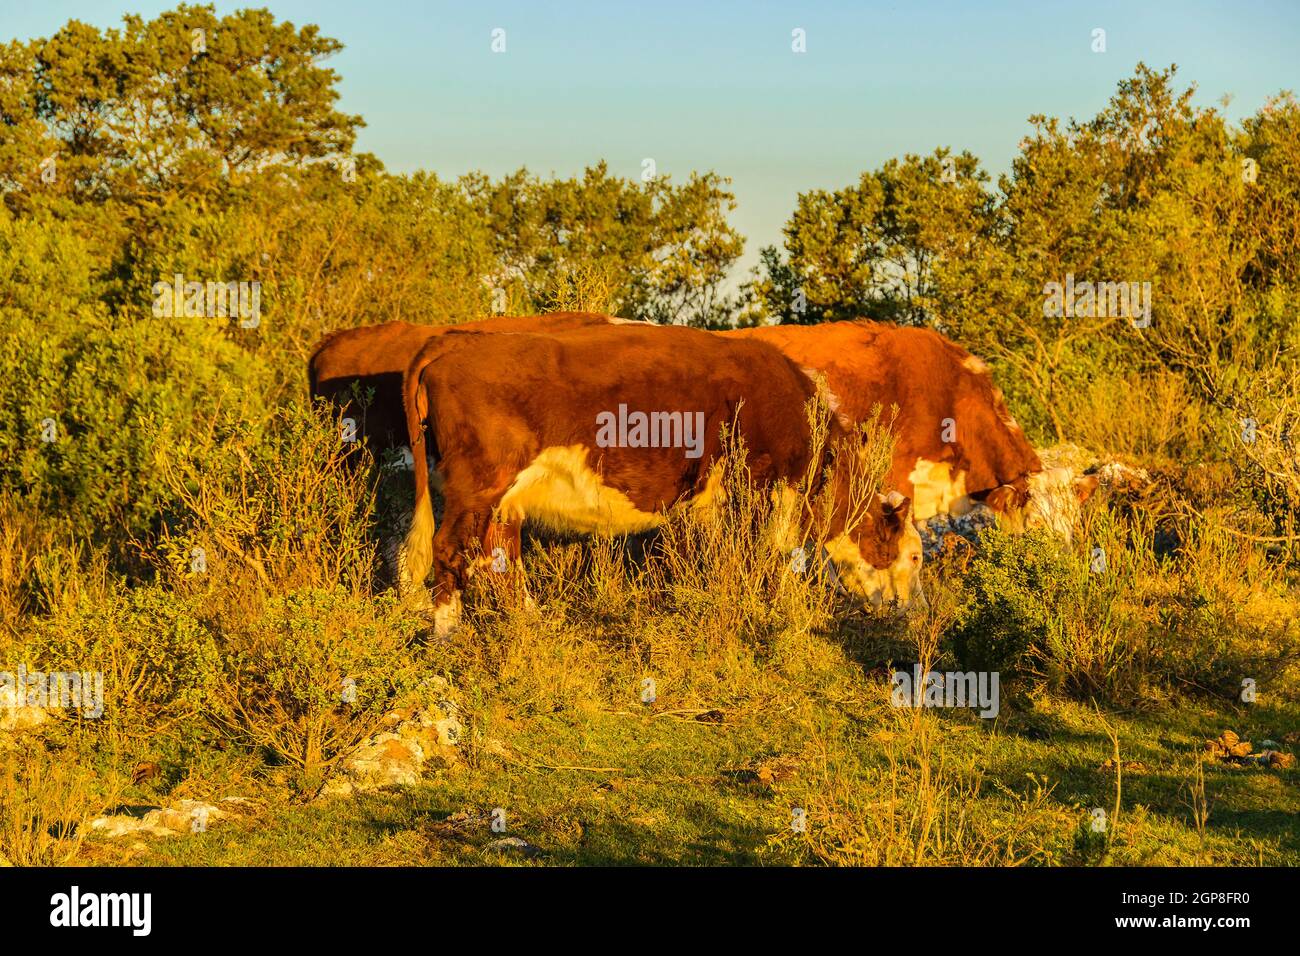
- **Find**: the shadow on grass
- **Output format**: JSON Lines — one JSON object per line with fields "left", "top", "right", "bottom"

{"left": 346, "top": 783, "right": 780, "bottom": 866}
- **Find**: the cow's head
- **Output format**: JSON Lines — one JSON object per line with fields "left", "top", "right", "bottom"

{"left": 1025, "top": 468, "right": 1099, "bottom": 539}
{"left": 985, "top": 468, "right": 1098, "bottom": 539}
{"left": 824, "top": 490, "right": 925, "bottom": 611}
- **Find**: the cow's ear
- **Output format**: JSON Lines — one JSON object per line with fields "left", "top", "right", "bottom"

{"left": 984, "top": 484, "right": 1022, "bottom": 514}
{"left": 880, "top": 490, "right": 912, "bottom": 524}
{"left": 1072, "top": 474, "right": 1100, "bottom": 504}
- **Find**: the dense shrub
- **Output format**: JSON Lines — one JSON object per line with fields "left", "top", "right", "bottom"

{"left": 0, "top": 308, "right": 266, "bottom": 554}
{"left": 1148, "top": 527, "right": 1300, "bottom": 700}
{"left": 15, "top": 585, "right": 221, "bottom": 735}
{"left": 154, "top": 401, "right": 380, "bottom": 597}
{"left": 950, "top": 510, "right": 1300, "bottom": 706}
{"left": 950, "top": 527, "right": 1147, "bottom": 700}
{"left": 209, "top": 586, "right": 425, "bottom": 778}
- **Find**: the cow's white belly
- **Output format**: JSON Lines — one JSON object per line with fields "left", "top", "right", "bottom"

{"left": 907, "top": 457, "right": 972, "bottom": 522}
{"left": 495, "top": 445, "right": 666, "bottom": 535}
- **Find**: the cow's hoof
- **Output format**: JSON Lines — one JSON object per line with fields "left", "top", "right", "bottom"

{"left": 432, "top": 593, "right": 463, "bottom": 638}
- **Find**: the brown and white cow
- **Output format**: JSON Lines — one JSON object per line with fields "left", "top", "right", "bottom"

{"left": 726, "top": 321, "right": 1097, "bottom": 534}
{"left": 309, "top": 314, "right": 614, "bottom": 586}
{"left": 400, "top": 324, "right": 924, "bottom": 634}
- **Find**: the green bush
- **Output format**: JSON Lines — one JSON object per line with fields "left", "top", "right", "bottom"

{"left": 949, "top": 522, "right": 1148, "bottom": 702}
{"left": 209, "top": 586, "right": 426, "bottom": 779}
{"left": 950, "top": 510, "right": 1300, "bottom": 706}
{"left": 1148, "top": 527, "right": 1300, "bottom": 701}
{"left": 15, "top": 585, "right": 221, "bottom": 735}
{"left": 154, "top": 400, "right": 380, "bottom": 597}
{"left": 0, "top": 310, "right": 266, "bottom": 556}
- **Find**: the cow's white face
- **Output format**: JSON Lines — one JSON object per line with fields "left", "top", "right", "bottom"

{"left": 824, "top": 493, "right": 925, "bottom": 611}
{"left": 1022, "top": 468, "right": 1099, "bottom": 540}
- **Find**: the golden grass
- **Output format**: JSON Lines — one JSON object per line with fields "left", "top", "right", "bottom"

{"left": 0, "top": 749, "right": 121, "bottom": 866}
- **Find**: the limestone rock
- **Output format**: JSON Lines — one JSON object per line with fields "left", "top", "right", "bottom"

{"left": 322, "top": 695, "right": 462, "bottom": 797}
{"left": 485, "top": 836, "right": 543, "bottom": 859}
{"left": 336, "top": 733, "right": 425, "bottom": 792}
{"left": 90, "top": 798, "right": 236, "bottom": 839}
{"left": 0, "top": 685, "right": 48, "bottom": 732}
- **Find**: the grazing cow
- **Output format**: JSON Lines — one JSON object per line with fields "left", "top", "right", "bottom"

{"left": 308, "top": 312, "right": 611, "bottom": 459}
{"left": 400, "top": 324, "right": 923, "bottom": 634}
{"left": 726, "top": 321, "right": 1097, "bottom": 533}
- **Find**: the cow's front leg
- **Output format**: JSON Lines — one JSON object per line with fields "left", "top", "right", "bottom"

{"left": 429, "top": 505, "right": 491, "bottom": 638}
{"left": 482, "top": 518, "right": 535, "bottom": 609}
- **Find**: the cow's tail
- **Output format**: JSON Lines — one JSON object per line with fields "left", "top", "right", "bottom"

{"left": 400, "top": 343, "right": 442, "bottom": 596}
{"left": 306, "top": 349, "right": 324, "bottom": 402}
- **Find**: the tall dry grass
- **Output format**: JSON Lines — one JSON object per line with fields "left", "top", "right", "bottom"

{"left": 759, "top": 571, "right": 1060, "bottom": 866}
{"left": 0, "top": 493, "right": 114, "bottom": 635}
{"left": 455, "top": 396, "right": 896, "bottom": 695}
{"left": 1056, "top": 368, "right": 1208, "bottom": 464}
{"left": 0, "top": 751, "right": 121, "bottom": 866}
{"left": 153, "top": 401, "right": 381, "bottom": 602}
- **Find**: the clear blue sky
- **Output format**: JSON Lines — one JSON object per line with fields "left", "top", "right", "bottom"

{"left": 6, "top": 1, "right": 1299, "bottom": 279}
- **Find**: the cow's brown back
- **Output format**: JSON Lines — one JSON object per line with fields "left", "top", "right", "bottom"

{"left": 416, "top": 324, "right": 824, "bottom": 517}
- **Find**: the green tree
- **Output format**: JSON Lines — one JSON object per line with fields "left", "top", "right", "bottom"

{"left": 469, "top": 162, "right": 744, "bottom": 326}
{"left": 748, "top": 148, "right": 992, "bottom": 325}
{"left": 0, "top": 3, "right": 363, "bottom": 211}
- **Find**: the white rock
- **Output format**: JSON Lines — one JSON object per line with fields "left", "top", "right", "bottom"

{"left": 435, "top": 716, "right": 463, "bottom": 747}
{"left": 320, "top": 696, "right": 462, "bottom": 798}
{"left": 0, "top": 685, "right": 48, "bottom": 732}
{"left": 90, "top": 799, "right": 229, "bottom": 839}
{"left": 486, "top": 836, "right": 542, "bottom": 857}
